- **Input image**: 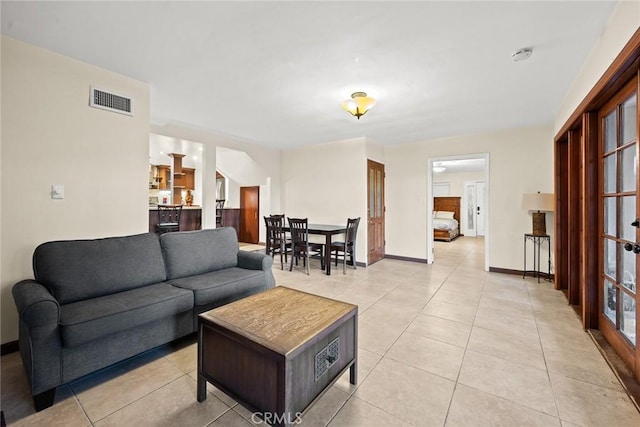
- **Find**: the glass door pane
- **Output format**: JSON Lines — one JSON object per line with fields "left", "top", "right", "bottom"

{"left": 600, "top": 86, "right": 638, "bottom": 349}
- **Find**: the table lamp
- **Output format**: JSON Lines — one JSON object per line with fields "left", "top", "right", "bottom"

{"left": 522, "top": 192, "right": 554, "bottom": 235}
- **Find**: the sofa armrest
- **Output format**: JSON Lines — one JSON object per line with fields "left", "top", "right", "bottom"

{"left": 12, "top": 280, "right": 60, "bottom": 328}
{"left": 237, "top": 250, "right": 273, "bottom": 271}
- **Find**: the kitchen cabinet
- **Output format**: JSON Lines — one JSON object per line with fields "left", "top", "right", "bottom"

{"left": 151, "top": 165, "right": 171, "bottom": 190}
{"left": 171, "top": 153, "right": 186, "bottom": 205}
{"left": 184, "top": 167, "right": 195, "bottom": 190}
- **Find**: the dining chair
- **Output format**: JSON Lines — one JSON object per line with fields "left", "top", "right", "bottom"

{"left": 215, "top": 199, "right": 225, "bottom": 227}
{"left": 264, "top": 215, "right": 290, "bottom": 270}
{"left": 156, "top": 204, "right": 183, "bottom": 234}
{"left": 330, "top": 217, "right": 361, "bottom": 274}
{"left": 287, "top": 217, "right": 325, "bottom": 275}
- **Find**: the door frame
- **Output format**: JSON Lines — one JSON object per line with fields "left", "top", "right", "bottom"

{"left": 553, "top": 29, "right": 640, "bottom": 379}
{"left": 427, "top": 153, "right": 490, "bottom": 271}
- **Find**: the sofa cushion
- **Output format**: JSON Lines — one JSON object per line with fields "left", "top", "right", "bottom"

{"left": 167, "top": 267, "right": 265, "bottom": 306}
{"left": 161, "top": 228, "right": 239, "bottom": 280}
{"left": 59, "top": 283, "right": 193, "bottom": 347}
{"left": 34, "top": 233, "right": 167, "bottom": 305}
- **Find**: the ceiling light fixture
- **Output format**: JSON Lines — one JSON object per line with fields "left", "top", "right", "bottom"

{"left": 341, "top": 92, "right": 376, "bottom": 119}
{"left": 433, "top": 163, "right": 446, "bottom": 173}
{"left": 511, "top": 47, "right": 533, "bottom": 62}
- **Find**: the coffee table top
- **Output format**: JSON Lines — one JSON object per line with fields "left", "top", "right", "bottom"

{"left": 199, "top": 286, "right": 357, "bottom": 356}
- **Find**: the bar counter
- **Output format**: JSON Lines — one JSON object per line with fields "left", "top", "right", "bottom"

{"left": 149, "top": 205, "right": 202, "bottom": 233}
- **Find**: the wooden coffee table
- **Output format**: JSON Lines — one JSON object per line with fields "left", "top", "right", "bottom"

{"left": 197, "top": 286, "right": 358, "bottom": 427}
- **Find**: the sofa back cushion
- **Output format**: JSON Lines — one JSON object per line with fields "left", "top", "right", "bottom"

{"left": 161, "top": 228, "right": 238, "bottom": 280}
{"left": 33, "top": 233, "right": 167, "bottom": 304}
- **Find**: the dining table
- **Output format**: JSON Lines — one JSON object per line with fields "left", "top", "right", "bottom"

{"left": 279, "top": 223, "right": 347, "bottom": 275}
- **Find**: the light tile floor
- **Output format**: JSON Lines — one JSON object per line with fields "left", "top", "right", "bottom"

{"left": 2, "top": 237, "right": 640, "bottom": 426}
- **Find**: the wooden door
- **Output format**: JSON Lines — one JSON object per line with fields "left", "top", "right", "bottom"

{"left": 599, "top": 77, "right": 640, "bottom": 378}
{"left": 367, "top": 160, "right": 385, "bottom": 265}
{"left": 239, "top": 186, "right": 259, "bottom": 244}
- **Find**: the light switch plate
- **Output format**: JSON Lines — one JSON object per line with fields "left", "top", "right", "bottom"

{"left": 51, "top": 185, "right": 64, "bottom": 199}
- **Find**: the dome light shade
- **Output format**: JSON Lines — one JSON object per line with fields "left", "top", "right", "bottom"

{"left": 341, "top": 92, "right": 376, "bottom": 119}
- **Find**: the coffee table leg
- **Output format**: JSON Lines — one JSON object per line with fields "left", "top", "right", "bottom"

{"left": 197, "top": 375, "right": 207, "bottom": 402}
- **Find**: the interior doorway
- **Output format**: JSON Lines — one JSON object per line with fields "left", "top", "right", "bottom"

{"left": 427, "top": 154, "right": 490, "bottom": 270}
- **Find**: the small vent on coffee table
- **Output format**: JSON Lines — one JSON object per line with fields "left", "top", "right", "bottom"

{"left": 315, "top": 337, "right": 340, "bottom": 381}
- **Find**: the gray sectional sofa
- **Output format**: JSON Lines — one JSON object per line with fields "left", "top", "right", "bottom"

{"left": 12, "top": 227, "right": 274, "bottom": 411}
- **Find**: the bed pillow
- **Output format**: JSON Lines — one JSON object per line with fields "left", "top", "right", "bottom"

{"left": 436, "top": 211, "right": 455, "bottom": 219}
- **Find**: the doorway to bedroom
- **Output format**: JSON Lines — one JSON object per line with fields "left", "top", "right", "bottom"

{"left": 427, "top": 154, "right": 490, "bottom": 271}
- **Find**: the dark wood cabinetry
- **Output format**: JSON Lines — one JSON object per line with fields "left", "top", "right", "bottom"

{"left": 149, "top": 208, "right": 201, "bottom": 233}
{"left": 220, "top": 208, "right": 240, "bottom": 237}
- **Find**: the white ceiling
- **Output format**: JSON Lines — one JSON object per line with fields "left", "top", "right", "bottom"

{"left": 1, "top": 1, "right": 617, "bottom": 149}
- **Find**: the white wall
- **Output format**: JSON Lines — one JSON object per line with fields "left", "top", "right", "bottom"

{"left": 433, "top": 170, "right": 485, "bottom": 198}
{"left": 555, "top": 0, "right": 640, "bottom": 132}
{"left": 282, "top": 138, "right": 368, "bottom": 264}
{"left": 1, "top": 37, "right": 150, "bottom": 344}
{"left": 385, "top": 125, "right": 554, "bottom": 270}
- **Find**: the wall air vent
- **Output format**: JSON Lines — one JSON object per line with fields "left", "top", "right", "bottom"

{"left": 89, "top": 87, "right": 133, "bottom": 116}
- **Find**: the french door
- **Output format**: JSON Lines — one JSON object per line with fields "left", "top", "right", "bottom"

{"left": 599, "top": 77, "right": 640, "bottom": 376}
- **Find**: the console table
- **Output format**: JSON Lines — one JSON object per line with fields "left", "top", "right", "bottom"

{"left": 523, "top": 233, "right": 551, "bottom": 283}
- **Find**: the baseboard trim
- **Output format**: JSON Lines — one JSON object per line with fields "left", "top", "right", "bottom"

{"left": 1, "top": 340, "right": 19, "bottom": 356}
{"left": 489, "top": 267, "right": 521, "bottom": 275}
{"left": 489, "top": 266, "right": 554, "bottom": 281}
{"left": 384, "top": 254, "right": 427, "bottom": 263}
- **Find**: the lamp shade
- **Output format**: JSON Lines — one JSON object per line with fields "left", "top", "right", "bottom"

{"left": 341, "top": 92, "right": 376, "bottom": 119}
{"left": 522, "top": 193, "right": 554, "bottom": 212}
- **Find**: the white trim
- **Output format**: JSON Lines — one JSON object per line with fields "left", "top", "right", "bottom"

{"left": 427, "top": 153, "right": 490, "bottom": 271}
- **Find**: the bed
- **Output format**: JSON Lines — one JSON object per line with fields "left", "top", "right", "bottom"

{"left": 433, "top": 196, "right": 461, "bottom": 242}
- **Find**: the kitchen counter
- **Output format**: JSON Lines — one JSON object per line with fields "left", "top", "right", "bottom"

{"left": 149, "top": 206, "right": 202, "bottom": 232}
{"left": 149, "top": 205, "right": 202, "bottom": 210}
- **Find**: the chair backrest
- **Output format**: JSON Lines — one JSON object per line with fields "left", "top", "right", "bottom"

{"left": 345, "top": 217, "right": 361, "bottom": 243}
{"left": 158, "top": 205, "right": 183, "bottom": 225}
{"left": 264, "top": 215, "right": 286, "bottom": 243}
{"left": 287, "top": 217, "right": 309, "bottom": 245}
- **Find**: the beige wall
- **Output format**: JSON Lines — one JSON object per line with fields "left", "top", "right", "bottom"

{"left": 555, "top": 0, "right": 640, "bottom": 132}
{"left": 433, "top": 170, "right": 485, "bottom": 198}
{"left": 282, "top": 138, "right": 368, "bottom": 264}
{"left": 1, "top": 37, "right": 150, "bottom": 344}
{"left": 385, "top": 125, "right": 554, "bottom": 270}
